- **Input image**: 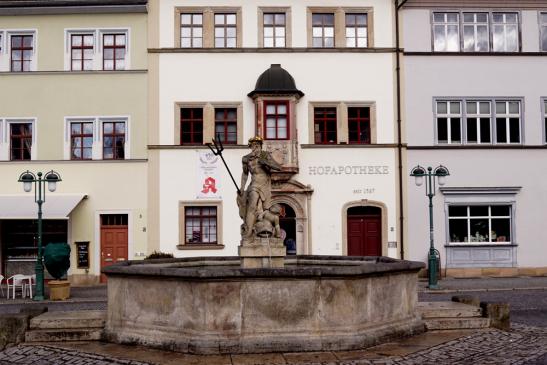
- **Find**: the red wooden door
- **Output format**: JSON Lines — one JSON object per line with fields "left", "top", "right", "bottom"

{"left": 100, "top": 223, "right": 128, "bottom": 283}
{"left": 347, "top": 214, "right": 381, "bottom": 256}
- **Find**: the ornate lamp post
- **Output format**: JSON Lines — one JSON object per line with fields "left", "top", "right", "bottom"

{"left": 18, "top": 170, "right": 62, "bottom": 301}
{"left": 410, "top": 165, "right": 449, "bottom": 289}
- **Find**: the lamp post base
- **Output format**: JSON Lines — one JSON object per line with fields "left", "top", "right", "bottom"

{"left": 427, "top": 284, "right": 440, "bottom": 290}
{"left": 33, "top": 295, "right": 45, "bottom": 301}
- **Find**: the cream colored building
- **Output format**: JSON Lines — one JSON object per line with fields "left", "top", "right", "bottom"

{"left": 0, "top": 0, "right": 148, "bottom": 284}
{"left": 148, "top": 0, "right": 405, "bottom": 259}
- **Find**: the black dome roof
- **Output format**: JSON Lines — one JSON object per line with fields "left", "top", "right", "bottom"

{"left": 248, "top": 64, "right": 304, "bottom": 98}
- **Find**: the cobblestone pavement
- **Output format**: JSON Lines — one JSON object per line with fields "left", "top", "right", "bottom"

{"left": 1, "top": 324, "right": 546, "bottom": 365}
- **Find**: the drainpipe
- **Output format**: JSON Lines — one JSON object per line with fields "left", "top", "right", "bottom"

{"left": 395, "top": 0, "right": 408, "bottom": 260}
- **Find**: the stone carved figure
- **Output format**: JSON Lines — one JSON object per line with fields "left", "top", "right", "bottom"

{"left": 238, "top": 136, "right": 282, "bottom": 238}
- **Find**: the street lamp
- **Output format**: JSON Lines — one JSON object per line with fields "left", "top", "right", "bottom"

{"left": 410, "top": 165, "right": 449, "bottom": 289}
{"left": 18, "top": 170, "right": 62, "bottom": 301}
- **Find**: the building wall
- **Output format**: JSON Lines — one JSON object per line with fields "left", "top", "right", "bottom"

{"left": 402, "top": 6, "right": 547, "bottom": 273}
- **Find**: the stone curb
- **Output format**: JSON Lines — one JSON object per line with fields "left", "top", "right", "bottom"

{"left": 419, "top": 286, "right": 547, "bottom": 294}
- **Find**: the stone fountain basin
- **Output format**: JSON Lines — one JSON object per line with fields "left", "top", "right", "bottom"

{"left": 103, "top": 255, "right": 425, "bottom": 354}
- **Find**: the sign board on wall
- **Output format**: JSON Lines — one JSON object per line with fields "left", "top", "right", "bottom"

{"left": 76, "top": 241, "right": 90, "bottom": 269}
{"left": 196, "top": 151, "right": 221, "bottom": 199}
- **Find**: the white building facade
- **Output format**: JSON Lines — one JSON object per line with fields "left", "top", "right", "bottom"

{"left": 148, "top": 0, "right": 405, "bottom": 259}
{"left": 402, "top": 0, "right": 547, "bottom": 276}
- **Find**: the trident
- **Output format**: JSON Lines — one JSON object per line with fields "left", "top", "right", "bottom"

{"left": 207, "top": 135, "right": 241, "bottom": 195}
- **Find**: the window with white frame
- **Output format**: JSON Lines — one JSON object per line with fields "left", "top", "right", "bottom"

{"left": 64, "top": 117, "right": 128, "bottom": 160}
{"left": 10, "top": 34, "right": 34, "bottom": 72}
{"left": 541, "top": 13, "right": 547, "bottom": 52}
{"left": 433, "top": 12, "right": 460, "bottom": 52}
{"left": 70, "top": 121, "right": 93, "bottom": 160}
{"left": 462, "top": 13, "right": 489, "bottom": 52}
{"left": 102, "top": 33, "right": 126, "bottom": 70}
{"left": 466, "top": 101, "right": 491, "bottom": 143}
{"left": 495, "top": 101, "right": 521, "bottom": 144}
{"left": 436, "top": 101, "right": 462, "bottom": 144}
{"left": 1, "top": 119, "right": 36, "bottom": 161}
{"left": 433, "top": 11, "right": 519, "bottom": 52}
{"left": 448, "top": 205, "right": 512, "bottom": 244}
{"left": 70, "top": 34, "right": 94, "bottom": 71}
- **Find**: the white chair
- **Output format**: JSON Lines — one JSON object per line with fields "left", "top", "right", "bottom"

{"left": 7, "top": 274, "right": 26, "bottom": 299}
{"left": 0, "top": 275, "right": 4, "bottom": 297}
{"left": 23, "top": 274, "right": 35, "bottom": 299}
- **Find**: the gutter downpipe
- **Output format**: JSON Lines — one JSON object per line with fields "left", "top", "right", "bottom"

{"left": 395, "top": 0, "right": 408, "bottom": 260}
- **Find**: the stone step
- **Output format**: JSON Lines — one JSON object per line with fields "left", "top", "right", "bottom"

{"left": 424, "top": 317, "right": 491, "bottom": 331}
{"left": 418, "top": 301, "right": 482, "bottom": 319}
{"left": 25, "top": 328, "right": 103, "bottom": 342}
{"left": 30, "top": 310, "right": 106, "bottom": 330}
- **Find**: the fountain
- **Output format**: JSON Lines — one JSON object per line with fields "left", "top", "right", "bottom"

{"left": 102, "top": 137, "right": 425, "bottom": 354}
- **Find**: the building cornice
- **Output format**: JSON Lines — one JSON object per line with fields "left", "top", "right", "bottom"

{"left": 0, "top": 1, "right": 147, "bottom": 15}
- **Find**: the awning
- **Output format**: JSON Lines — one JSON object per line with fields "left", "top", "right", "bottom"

{"left": 0, "top": 194, "right": 87, "bottom": 219}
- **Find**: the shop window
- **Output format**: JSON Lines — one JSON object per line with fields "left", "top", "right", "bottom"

{"left": 448, "top": 205, "right": 512, "bottom": 244}
{"left": 313, "top": 107, "right": 337, "bottom": 144}
{"left": 214, "top": 108, "right": 237, "bottom": 144}
{"left": 436, "top": 101, "right": 462, "bottom": 144}
{"left": 180, "top": 108, "right": 203, "bottom": 145}
{"left": 70, "top": 121, "right": 93, "bottom": 160}
{"left": 180, "top": 13, "right": 203, "bottom": 48}
{"left": 102, "top": 121, "right": 125, "bottom": 160}
{"left": 348, "top": 106, "right": 371, "bottom": 144}
{"left": 10, "top": 123, "right": 32, "bottom": 161}
{"left": 264, "top": 101, "right": 289, "bottom": 140}
{"left": 185, "top": 206, "right": 217, "bottom": 244}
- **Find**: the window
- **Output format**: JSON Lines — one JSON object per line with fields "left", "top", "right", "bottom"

{"left": 263, "top": 13, "right": 286, "bottom": 48}
{"left": 214, "top": 13, "right": 237, "bottom": 48}
{"left": 313, "top": 107, "right": 337, "bottom": 144}
{"left": 312, "top": 13, "right": 335, "bottom": 48}
{"left": 462, "top": 13, "right": 489, "bottom": 52}
{"left": 433, "top": 12, "right": 459, "bottom": 52}
{"left": 11, "top": 34, "right": 33, "bottom": 72}
{"left": 544, "top": 99, "right": 547, "bottom": 144}
{"left": 541, "top": 13, "right": 547, "bottom": 52}
{"left": 181, "top": 108, "right": 203, "bottom": 145}
{"left": 345, "top": 13, "right": 368, "bottom": 47}
{"left": 264, "top": 101, "right": 289, "bottom": 140}
{"left": 348, "top": 107, "right": 371, "bottom": 144}
{"left": 495, "top": 101, "right": 520, "bottom": 144}
{"left": 432, "top": 12, "right": 519, "bottom": 52}
{"left": 10, "top": 123, "right": 32, "bottom": 160}
{"left": 185, "top": 206, "right": 217, "bottom": 244}
{"left": 102, "top": 121, "right": 125, "bottom": 159}
{"left": 436, "top": 101, "right": 462, "bottom": 144}
{"left": 103, "top": 33, "right": 126, "bottom": 70}
{"left": 466, "top": 101, "right": 491, "bottom": 144}
{"left": 70, "top": 121, "right": 93, "bottom": 160}
{"left": 180, "top": 13, "right": 203, "bottom": 48}
{"left": 492, "top": 13, "right": 518, "bottom": 52}
{"left": 101, "top": 214, "right": 128, "bottom": 226}
{"left": 448, "top": 205, "right": 512, "bottom": 244}
{"left": 214, "top": 108, "right": 237, "bottom": 144}
{"left": 71, "top": 34, "right": 94, "bottom": 71}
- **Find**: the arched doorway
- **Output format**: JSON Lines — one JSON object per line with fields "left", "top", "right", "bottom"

{"left": 279, "top": 203, "right": 297, "bottom": 255}
{"left": 347, "top": 206, "right": 382, "bottom": 256}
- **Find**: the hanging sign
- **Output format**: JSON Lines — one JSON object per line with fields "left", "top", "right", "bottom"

{"left": 197, "top": 151, "right": 221, "bottom": 199}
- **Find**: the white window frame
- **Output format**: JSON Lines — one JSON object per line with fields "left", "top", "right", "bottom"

{"left": 2, "top": 30, "right": 38, "bottom": 72}
{"left": 0, "top": 117, "right": 37, "bottom": 160}
{"left": 465, "top": 100, "right": 492, "bottom": 144}
{"left": 492, "top": 12, "right": 519, "bottom": 52}
{"left": 447, "top": 205, "right": 513, "bottom": 245}
{"left": 435, "top": 100, "right": 462, "bottom": 144}
{"left": 432, "top": 12, "right": 460, "bottom": 52}
{"left": 63, "top": 116, "right": 130, "bottom": 160}
{"left": 462, "top": 12, "right": 489, "bottom": 52}
{"left": 64, "top": 28, "right": 130, "bottom": 71}
{"left": 494, "top": 100, "right": 521, "bottom": 144}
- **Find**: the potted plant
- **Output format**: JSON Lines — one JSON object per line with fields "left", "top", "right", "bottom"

{"left": 44, "top": 242, "right": 71, "bottom": 300}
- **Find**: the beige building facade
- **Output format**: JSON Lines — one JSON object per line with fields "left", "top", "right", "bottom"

{"left": 0, "top": 0, "right": 148, "bottom": 284}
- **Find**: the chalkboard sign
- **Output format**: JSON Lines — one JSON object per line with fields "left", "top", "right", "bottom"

{"left": 76, "top": 241, "right": 89, "bottom": 269}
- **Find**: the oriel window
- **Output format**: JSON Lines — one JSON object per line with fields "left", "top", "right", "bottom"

{"left": 103, "top": 121, "right": 125, "bottom": 159}
{"left": 264, "top": 101, "right": 289, "bottom": 140}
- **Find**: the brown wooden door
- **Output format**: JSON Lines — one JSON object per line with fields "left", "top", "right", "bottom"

{"left": 100, "top": 216, "right": 128, "bottom": 283}
{"left": 347, "top": 209, "right": 382, "bottom": 257}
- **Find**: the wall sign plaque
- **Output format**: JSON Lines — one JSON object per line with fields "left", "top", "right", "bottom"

{"left": 76, "top": 241, "right": 90, "bottom": 269}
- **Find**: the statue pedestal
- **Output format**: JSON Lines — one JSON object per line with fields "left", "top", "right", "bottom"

{"left": 239, "top": 237, "right": 286, "bottom": 269}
